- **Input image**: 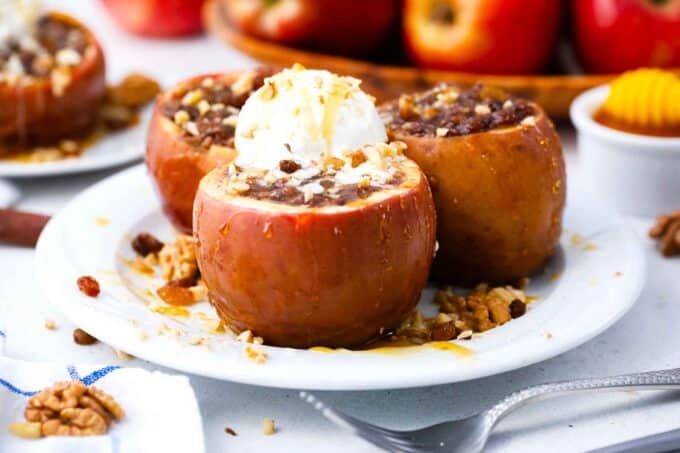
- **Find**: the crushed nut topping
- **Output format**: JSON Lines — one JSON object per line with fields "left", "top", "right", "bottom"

{"left": 649, "top": 209, "right": 680, "bottom": 257}
{"left": 221, "top": 142, "right": 408, "bottom": 207}
{"left": 162, "top": 69, "right": 269, "bottom": 149}
{"left": 13, "top": 381, "right": 124, "bottom": 437}
{"left": 244, "top": 345, "right": 268, "bottom": 364}
{"left": 0, "top": 16, "right": 89, "bottom": 94}
{"left": 391, "top": 284, "right": 529, "bottom": 344}
{"left": 380, "top": 83, "right": 535, "bottom": 138}
{"left": 158, "top": 234, "right": 198, "bottom": 281}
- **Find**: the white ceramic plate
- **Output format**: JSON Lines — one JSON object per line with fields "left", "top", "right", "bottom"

{"left": 0, "top": 108, "right": 151, "bottom": 178}
{"left": 35, "top": 164, "right": 646, "bottom": 390}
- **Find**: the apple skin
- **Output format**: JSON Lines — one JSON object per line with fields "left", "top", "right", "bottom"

{"left": 0, "top": 13, "right": 106, "bottom": 142}
{"left": 101, "top": 0, "right": 205, "bottom": 37}
{"left": 146, "top": 71, "right": 255, "bottom": 233}
{"left": 403, "top": 0, "right": 563, "bottom": 74}
{"left": 194, "top": 162, "right": 437, "bottom": 348}
{"left": 381, "top": 100, "right": 566, "bottom": 285}
{"left": 221, "top": 0, "right": 397, "bottom": 56}
{"left": 573, "top": 0, "right": 680, "bottom": 73}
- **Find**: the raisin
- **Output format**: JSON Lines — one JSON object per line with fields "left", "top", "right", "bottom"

{"left": 157, "top": 285, "right": 195, "bottom": 306}
{"left": 509, "top": 299, "right": 527, "bottom": 318}
{"left": 131, "top": 232, "right": 164, "bottom": 257}
{"left": 224, "top": 427, "right": 238, "bottom": 436}
{"left": 77, "top": 276, "right": 100, "bottom": 298}
{"left": 279, "top": 160, "right": 301, "bottom": 174}
{"left": 430, "top": 322, "right": 457, "bottom": 341}
{"left": 73, "top": 328, "right": 98, "bottom": 345}
{"left": 167, "top": 275, "right": 198, "bottom": 288}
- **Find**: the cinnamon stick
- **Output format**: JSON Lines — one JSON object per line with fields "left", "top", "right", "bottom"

{"left": 0, "top": 208, "right": 50, "bottom": 247}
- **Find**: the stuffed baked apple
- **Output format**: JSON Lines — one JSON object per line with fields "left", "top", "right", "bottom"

{"left": 380, "top": 84, "right": 566, "bottom": 284}
{"left": 194, "top": 66, "right": 437, "bottom": 348}
{"left": 146, "top": 68, "right": 272, "bottom": 233}
{"left": 0, "top": 4, "right": 106, "bottom": 142}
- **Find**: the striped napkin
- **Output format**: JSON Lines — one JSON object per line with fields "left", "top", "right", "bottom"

{"left": 0, "top": 325, "right": 205, "bottom": 453}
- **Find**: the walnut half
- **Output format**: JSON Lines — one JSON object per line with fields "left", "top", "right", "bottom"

{"left": 15, "top": 381, "right": 125, "bottom": 438}
{"left": 649, "top": 210, "right": 680, "bottom": 257}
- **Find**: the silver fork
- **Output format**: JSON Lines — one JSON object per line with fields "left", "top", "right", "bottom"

{"left": 300, "top": 368, "right": 680, "bottom": 452}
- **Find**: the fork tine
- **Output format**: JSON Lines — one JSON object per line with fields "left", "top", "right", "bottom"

{"left": 299, "top": 392, "right": 431, "bottom": 453}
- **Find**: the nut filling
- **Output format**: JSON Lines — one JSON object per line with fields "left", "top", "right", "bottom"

{"left": 0, "top": 16, "right": 89, "bottom": 91}
{"left": 161, "top": 70, "right": 268, "bottom": 149}
{"left": 380, "top": 83, "right": 535, "bottom": 137}
{"left": 220, "top": 142, "right": 409, "bottom": 207}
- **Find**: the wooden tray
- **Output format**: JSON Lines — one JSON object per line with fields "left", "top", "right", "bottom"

{"left": 204, "top": 0, "right": 613, "bottom": 120}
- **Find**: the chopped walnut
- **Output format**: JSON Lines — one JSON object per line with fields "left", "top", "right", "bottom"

{"left": 7, "top": 422, "right": 42, "bottom": 439}
{"left": 398, "top": 94, "right": 417, "bottom": 120}
{"left": 20, "top": 381, "right": 124, "bottom": 437}
{"left": 392, "top": 284, "right": 529, "bottom": 344}
{"left": 263, "top": 418, "right": 276, "bottom": 435}
{"left": 649, "top": 210, "right": 680, "bottom": 257}
{"left": 231, "top": 71, "right": 256, "bottom": 97}
{"left": 158, "top": 234, "right": 198, "bottom": 281}
{"left": 245, "top": 345, "right": 268, "bottom": 364}
{"left": 107, "top": 73, "right": 161, "bottom": 108}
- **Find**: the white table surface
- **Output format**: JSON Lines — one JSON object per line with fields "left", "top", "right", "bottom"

{"left": 3, "top": 1, "right": 680, "bottom": 452}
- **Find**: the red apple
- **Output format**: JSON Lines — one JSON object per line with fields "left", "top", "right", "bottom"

{"left": 100, "top": 0, "right": 205, "bottom": 37}
{"left": 573, "top": 0, "right": 680, "bottom": 73}
{"left": 403, "top": 0, "right": 563, "bottom": 74}
{"left": 221, "top": 0, "right": 397, "bottom": 56}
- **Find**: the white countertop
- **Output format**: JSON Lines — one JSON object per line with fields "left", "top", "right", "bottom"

{"left": 2, "top": 1, "right": 680, "bottom": 452}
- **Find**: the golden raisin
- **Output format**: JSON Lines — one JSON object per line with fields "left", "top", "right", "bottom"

{"left": 157, "top": 285, "right": 195, "bottom": 306}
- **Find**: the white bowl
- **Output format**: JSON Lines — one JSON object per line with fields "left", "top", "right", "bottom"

{"left": 570, "top": 85, "right": 680, "bottom": 217}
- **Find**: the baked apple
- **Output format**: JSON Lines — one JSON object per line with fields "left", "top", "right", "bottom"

{"left": 380, "top": 84, "right": 566, "bottom": 284}
{"left": 0, "top": 12, "right": 106, "bottom": 142}
{"left": 194, "top": 67, "right": 437, "bottom": 347}
{"left": 220, "top": 0, "right": 397, "bottom": 56}
{"left": 146, "top": 68, "right": 272, "bottom": 233}
{"left": 403, "top": 0, "right": 563, "bottom": 73}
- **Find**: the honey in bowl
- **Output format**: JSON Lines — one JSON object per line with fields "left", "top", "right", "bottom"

{"left": 592, "top": 68, "right": 680, "bottom": 137}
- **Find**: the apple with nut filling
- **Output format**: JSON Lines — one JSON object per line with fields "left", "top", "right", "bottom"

{"left": 194, "top": 67, "right": 436, "bottom": 347}
{"left": 380, "top": 83, "right": 566, "bottom": 285}
{"left": 0, "top": 12, "right": 106, "bottom": 142}
{"left": 195, "top": 144, "right": 436, "bottom": 347}
{"left": 146, "top": 68, "right": 273, "bottom": 233}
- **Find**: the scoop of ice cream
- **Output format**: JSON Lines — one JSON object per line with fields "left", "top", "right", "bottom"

{"left": 234, "top": 65, "right": 387, "bottom": 170}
